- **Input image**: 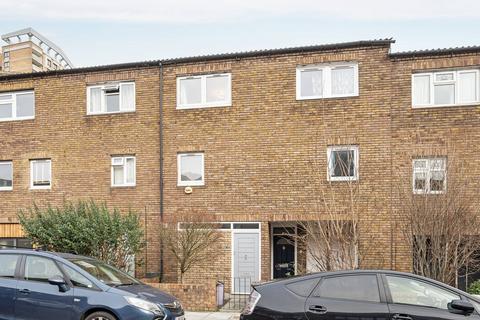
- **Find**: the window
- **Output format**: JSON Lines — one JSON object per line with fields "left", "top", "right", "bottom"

{"left": 111, "top": 156, "right": 136, "bottom": 187}
{"left": 412, "top": 69, "right": 479, "bottom": 107}
{"left": 177, "top": 73, "right": 231, "bottom": 109}
{"left": 0, "top": 161, "right": 12, "bottom": 190}
{"left": 0, "top": 238, "right": 32, "bottom": 249}
{"left": 286, "top": 278, "right": 320, "bottom": 297}
{"left": 386, "top": 276, "right": 459, "bottom": 309}
{"left": 296, "top": 63, "right": 358, "bottom": 100}
{"left": 3, "top": 51, "right": 9, "bottom": 59}
{"left": 4, "top": 61, "right": 9, "bottom": 70}
{"left": 327, "top": 146, "right": 359, "bottom": 181}
{"left": 87, "top": 82, "right": 135, "bottom": 114}
{"left": 413, "top": 158, "right": 446, "bottom": 194}
{"left": 314, "top": 275, "right": 380, "bottom": 302}
{"left": 177, "top": 153, "right": 204, "bottom": 186}
{"left": 62, "top": 264, "right": 94, "bottom": 289}
{"left": 30, "top": 159, "right": 52, "bottom": 189}
{"left": 24, "top": 256, "right": 63, "bottom": 283}
{"left": 0, "top": 254, "right": 20, "bottom": 278}
{"left": 0, "top": 91, "right": 35, "bottom": 121}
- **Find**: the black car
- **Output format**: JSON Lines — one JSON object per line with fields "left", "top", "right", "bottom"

{"left": 241, "top": 270, "right": 480, "bottom": 320}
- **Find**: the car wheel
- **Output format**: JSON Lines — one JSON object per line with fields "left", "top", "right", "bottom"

{"left": 85, "top": 311, "right": 117, "bottom": 320}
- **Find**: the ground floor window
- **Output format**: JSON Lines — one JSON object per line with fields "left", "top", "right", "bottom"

{"left": 0, "top": 238, "right": 32, "bottom": 249}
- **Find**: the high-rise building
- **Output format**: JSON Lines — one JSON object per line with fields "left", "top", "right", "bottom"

{"left": 0, "top": 28, "right": 73, "bottom": 74}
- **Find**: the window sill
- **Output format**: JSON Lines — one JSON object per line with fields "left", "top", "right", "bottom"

{"left": 0, "top": 117, "right": 35, "bottom": 123}
{"left": 0, "top": 188, "right": 13, "bottom": 191}
{"left": 296, "top": 94, "right": 359, "bottom": 101}
{"left": 412, "top": 102, "right": 480, "bottom": 109}
{"left": 327, "top": 177, "right": 359, "bottom": 182}
{"left": 111, "top": 185, "right": 136, "bottom": 188}
{"left": 176, "top": 103, "right": 231, "bottom": 110}
{"left": 177, "top": 184, "right": 205, "bottom": 188}
{"left": 86, "top": 110, "right": 136, "bottom": 116}
{"left": 30, "top": 187, "right": 51, "bottom": 191}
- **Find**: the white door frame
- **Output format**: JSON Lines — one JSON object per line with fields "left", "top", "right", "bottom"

{"left": 270, "top": 223, "right": 298, "bottom": 280}
{"left": 231, "top": 222, "right": 262, "bottom": 294}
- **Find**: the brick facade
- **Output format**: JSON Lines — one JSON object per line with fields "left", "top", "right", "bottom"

{"left": 1, "top": 40, "right": 479, "bottom": 288}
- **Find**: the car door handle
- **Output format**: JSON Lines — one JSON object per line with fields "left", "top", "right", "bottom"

{"left": 309, "top": 305, "right": 327, "bottom": 314}
{"left": 18, "top": 289, "right": 30, "bottom": 295}
{"left": 392, "top": 314, "right": 413, "bottom": 320}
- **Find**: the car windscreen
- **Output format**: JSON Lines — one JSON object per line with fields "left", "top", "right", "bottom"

{"left": 68, "top": 258, "right": 141, "bottom": 287}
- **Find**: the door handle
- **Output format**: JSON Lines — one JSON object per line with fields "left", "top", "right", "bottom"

{"left": 309, "top": 305, "right": 327, "bottom": 314}
{"left": 18, "top": 289, "right": 30, "bottom": 294}
{"left": 392, "top": 314, "right": 413, "bottom": 320}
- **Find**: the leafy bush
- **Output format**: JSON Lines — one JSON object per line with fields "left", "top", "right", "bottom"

{"left": 18, "top": 201, "right": 144, "bottom": 273}
{"left": 468, "top": 280, "right": 480, "bottom": 295}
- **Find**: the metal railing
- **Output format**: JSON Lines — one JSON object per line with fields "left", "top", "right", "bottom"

{"left": 216, "top": 277, "right": 253, "bottom": 311}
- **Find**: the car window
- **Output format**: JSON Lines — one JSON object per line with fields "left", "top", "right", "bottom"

{"left": 0, "top": 254, "right": 20, "bottom": 278}
{"left": 314, "top": 275, "right": 380, "bottom": 302}
{"left": 386, "top": 276, "right": 460, "bottom": 309}
{"left": 286, "top": 278, "right": 320, "bottom": 297}
{"left": 62, "top": 264, "right": 94, "bottom": 289}
{"left": 24, "top": 256, "right": 63, "bottom": 283}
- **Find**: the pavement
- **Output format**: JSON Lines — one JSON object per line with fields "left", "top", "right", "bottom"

{"left": 185, "top": 311, "right": 240, "bottom": 320}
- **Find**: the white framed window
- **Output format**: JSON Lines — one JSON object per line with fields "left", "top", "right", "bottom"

{"left": 111, "top": 156, "right": 136, "bottom": 187}
{"left": 413, "top": 158, "right": 446, "bottom": 194}
{"left": 177, "top": 73, "right": 231, "bottom": 109}
{"left": 412, "top": 69, "right": 480, "bottom": 108}
{"left": 327, "top": 146, "right": 359, "bottom": 181}
{"left": 177, "top": 153, "right": 204, "bottom": 186}
{"left": 296, "top": 63, "right": 359, "bottom": 100}
{"left": 0, "top": 161, "right": 13, "bottom": 191}
{"left": 0, "top": 91, "right": 35, "bottom": 122}
{"left": 87, "top": 82, "right": 135, "bottom": 115}
{"left": 30, "top": 159, "right": 51, "bottom": 190}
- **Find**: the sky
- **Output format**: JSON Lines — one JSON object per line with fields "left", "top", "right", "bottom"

{"left": 2, "top": 0, "right": 480, "bottom": 67}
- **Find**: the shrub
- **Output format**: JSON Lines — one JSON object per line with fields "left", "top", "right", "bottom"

{"left": 468, "top": 280, "right": 480, "bottom": 295}
{"left": 18, "top": 200, "right": 144, "bottom": 273}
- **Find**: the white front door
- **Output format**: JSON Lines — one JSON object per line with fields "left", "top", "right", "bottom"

{"left": 232, "top": 232, "right": 260, "bottom": 294}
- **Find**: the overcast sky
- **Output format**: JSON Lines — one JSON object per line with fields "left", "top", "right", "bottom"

{"left": 2, "top": 0, "right": 480, "bottom": 67}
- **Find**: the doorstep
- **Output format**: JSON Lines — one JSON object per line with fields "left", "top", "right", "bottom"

{"left": 184, "top": 311, "right": 240, "bottom": 320}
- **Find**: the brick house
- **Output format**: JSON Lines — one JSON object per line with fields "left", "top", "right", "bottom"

{"left": 1, "top": 39, "right": 480, "bottom": 291}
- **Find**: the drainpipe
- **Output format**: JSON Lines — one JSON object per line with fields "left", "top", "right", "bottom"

{"left": 159, "top": 62, "right": 164, "bottom": 281}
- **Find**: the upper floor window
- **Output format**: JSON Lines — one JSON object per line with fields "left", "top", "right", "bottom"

{"left": 296, "top": 63, "right": 359, "bottom": 100}
{"left": 412, "top": 69, "right": 479, "bottom": 108}
{"left": 178, "top": 153, "right": 204, "bottom": 186}
{"left": 30, "top": 159, "right": 51, "bottom": 190}
{"left": 413, "top": 158, "right": 446, "bottom": 194}
{"left": 87, "top": 82, "right": 135, "bottom": 115}
{"left": 0, "top": 161, "right": 13, "bottom": 191}
{"left": 0, "top": 91, "right": 35, "bottom": 122}
{"left": 327, "top": 145, "right": 359, "bottom": 181}
{"left": 3, "top": 51, "right": 9, "bottom": 59}
{"left": 177, "top": 73, "right": 231, "bottom": 109}
{"left": 111, "top": 156, "right": 136, "bottom": 187}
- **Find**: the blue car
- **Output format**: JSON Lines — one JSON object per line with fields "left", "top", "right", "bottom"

{"left": 0, "top": 249, "right": 185, "bottom": 320}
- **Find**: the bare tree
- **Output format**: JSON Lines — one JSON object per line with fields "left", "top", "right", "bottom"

{"left": 289, "top": 147, "right": 364, "bottom": 273}
{"left": 161, "top": 222, "right": 222, "bottom": 283}
{"left": 398, "top": 155, "right": 480, "bottom": 286}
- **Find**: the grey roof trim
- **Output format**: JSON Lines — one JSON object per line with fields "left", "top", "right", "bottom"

{"left": 2, "top": 28, "right": 74, "bottom": 68}
{"left": 390, "top": 45, "right": 480, "bottom": 59}
{"left": 0, "top": 39, "right": 394, "bottom": 81}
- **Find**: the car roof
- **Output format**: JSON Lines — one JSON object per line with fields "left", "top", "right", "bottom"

{"left": 0, "top": 248, "right": 94, "bottom": 261}
{"left": 257, "top": 269, "right": 475, "bottom": 298}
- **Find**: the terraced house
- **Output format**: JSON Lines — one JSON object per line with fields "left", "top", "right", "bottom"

{"left": 1, "top": 38, "right": 480, "bottom": 292}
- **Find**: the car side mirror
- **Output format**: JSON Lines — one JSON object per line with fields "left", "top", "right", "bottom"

{"left": 449, "top": 300, "right": 475, "bottom": 315}
{"left": 48, "top": 276, "right": 68, "bottom": 292}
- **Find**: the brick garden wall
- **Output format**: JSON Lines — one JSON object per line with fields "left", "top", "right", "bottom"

{"left": 146, "top": 281, "right": 218, "bottom": 311}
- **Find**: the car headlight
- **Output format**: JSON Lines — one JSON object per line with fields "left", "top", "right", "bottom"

{"left": 164, "top": 300, "right": 182, "bottom": 310}
{"left": 125, "top": 296, "right": 164, "bottom": 315}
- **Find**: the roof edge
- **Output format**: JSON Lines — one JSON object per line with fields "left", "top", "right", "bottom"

{"left": 390, "top": 45, "right": 480, "bottom": 59}
{"left": 0, "top": 39, "right": 394, "bottom": 82}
